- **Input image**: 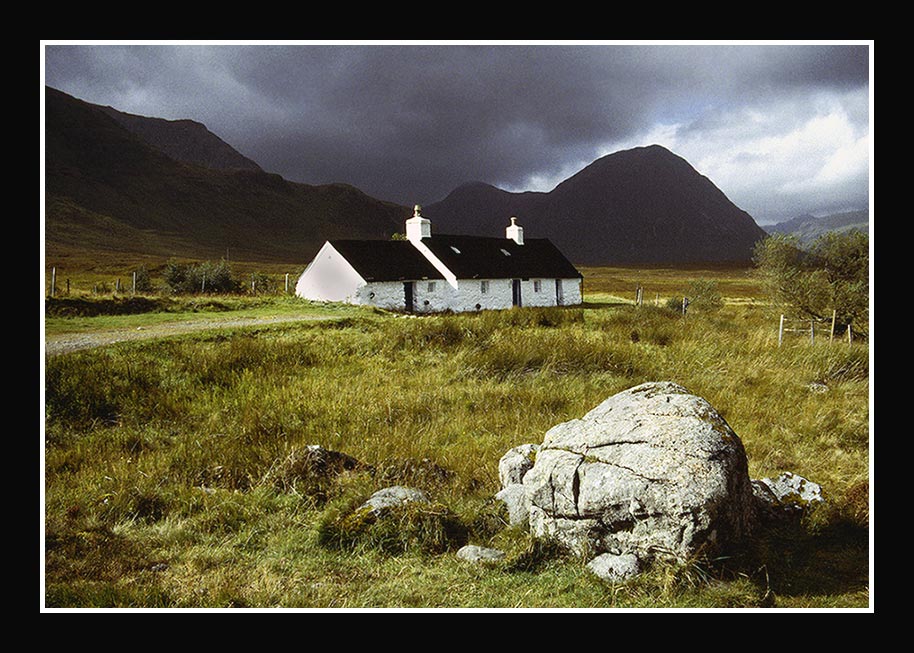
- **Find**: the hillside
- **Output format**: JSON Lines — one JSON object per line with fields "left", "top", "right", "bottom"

{"left": 95, "top": 104, "right": 264, "bottom": 172}
{"left": 44, "top": 87, "right": 408, "bottom": 266}
{"left": 45, "top": 87, "right": 770, "bottom": 268}
{"left": 765, "top": 210, "right": 869, "bottom": 245}
{"left": 425, "top": 146, "right": 769, "bottom": 266}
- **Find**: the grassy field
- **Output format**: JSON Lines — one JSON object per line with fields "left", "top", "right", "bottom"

{"left": 42, "top": 266, "right": 871, "bottom": 609}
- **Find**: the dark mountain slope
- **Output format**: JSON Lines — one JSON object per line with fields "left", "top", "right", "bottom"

{"left": 95, "top": 103, "right": 263, "bottom": 172}
{"left": 426, "top": 145, "right": 768, "bottom": 265}
{"left": 44, "top": 87, "right": 407, "bottom": 264}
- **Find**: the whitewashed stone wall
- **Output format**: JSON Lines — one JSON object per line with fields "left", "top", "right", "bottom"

{"left": 352, "top": 277, "right": 583, "bottom": 313}
{"left": 559, "top": 278, "right": 583, "bottom": 306}
{"left": 355, "top": 281, "right": 407, "bottom": 310}
{"left": 454, "top": 278, "right": 514, "bottom": 312}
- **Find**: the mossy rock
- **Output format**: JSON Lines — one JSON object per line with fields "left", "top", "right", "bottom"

{"left": 317, "top": 495, "right": 468, "bottom": 555}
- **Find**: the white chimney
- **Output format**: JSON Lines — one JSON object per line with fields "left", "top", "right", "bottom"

{"left": 506, "top": 216, "right": 524, "bottom": 245}
{"left": 406, "top": 204, "right": 432, "bottom": 242}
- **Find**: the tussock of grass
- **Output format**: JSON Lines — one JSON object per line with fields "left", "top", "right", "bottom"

{"left": 317, "top": 497, "right": 468, "bottom": 556}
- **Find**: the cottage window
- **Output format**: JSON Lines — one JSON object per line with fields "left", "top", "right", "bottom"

{"left": 533, "top": 280, "right": 542, "bottom": 293}
{"left": 481, "top": 280, "right": 489, "bottom": 294}
{"left": 450, "top": 246, "right": 461, "bottom": 254}
{"left": 428, "top": 282, "right": 436, "bottom": 293}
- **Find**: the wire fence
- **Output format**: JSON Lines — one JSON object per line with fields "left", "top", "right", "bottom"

{"left": 778, "top": 311, "right": 854, "bottom": 346}
{"left": 46, "top": 267, "right": 299, "bottom": 298}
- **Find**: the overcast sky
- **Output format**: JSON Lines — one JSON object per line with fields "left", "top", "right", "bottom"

{"left": 42, "top": 41, "right": 872, "bottom": 225}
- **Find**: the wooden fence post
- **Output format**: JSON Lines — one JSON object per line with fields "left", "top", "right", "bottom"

{"left": 848, "top": 324, "right": 853, "bottom": 344}
{"left": 201, "top": 272, "right": 206, "bottom": 293}
{"left": 50, "top": 267, "right": 56, "bottom": 297}
{"left": 830, "top": 309, "right": 837, "bottom": 342}
{"left": 116, "top": 278, "right": 121, "bottom": 294}
{"left": 132, "top": 271, "right": 137, "bottom": 295}
{"left": 285, "top": 273, "right": 290, "bottom": 294}
{"left": 778, "top": 314, "right": 785, "bottom": 347}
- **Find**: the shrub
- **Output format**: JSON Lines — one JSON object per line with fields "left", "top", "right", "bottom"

{"left": 164, "top": 259, "right": 241, "bottom": 294}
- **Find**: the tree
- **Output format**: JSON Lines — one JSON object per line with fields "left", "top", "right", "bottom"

{"left": 753, "top": 231, "right": 869, "bottom": 334}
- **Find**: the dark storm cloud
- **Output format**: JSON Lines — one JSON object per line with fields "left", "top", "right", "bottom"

{"left": 43, "top": 42, "right": 871, "bottom": 222}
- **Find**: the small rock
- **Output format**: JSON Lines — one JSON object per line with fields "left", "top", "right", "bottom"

{"left": 150, "top": 563, "right": 169, "bottom": 572}
{"left": 755, "top": 472, "right": 824, "bottom": 512}
{"left": 456, "top": 544, "right": 506, "bottom": 564}
{"left": 360, "top": 486, "right": 430, "bottom": 517}
{"left": 587, "top": 552, "right": 641, "bottom": 582}
{"left": 807, "top": 382, "right": 829, "bottom": 393}
{"left": 494, "top": 484, "right": 530, "bottom": 526}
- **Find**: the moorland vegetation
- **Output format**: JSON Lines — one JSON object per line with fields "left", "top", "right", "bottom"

{"left": 42, "top": 236, "right": 871, "bottom": 609}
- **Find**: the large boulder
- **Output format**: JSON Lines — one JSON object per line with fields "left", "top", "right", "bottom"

{"left": 522, "top": 382, "right": 757, "bottom": 563}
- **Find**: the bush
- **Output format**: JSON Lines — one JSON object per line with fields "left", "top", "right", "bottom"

{"left": 164, "top": 259, "right": 241, "bottom": 295}
{"left": 753, "top": 232, "right": 868, "bottom": 334}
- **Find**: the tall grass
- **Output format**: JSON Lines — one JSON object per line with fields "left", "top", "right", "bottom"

{"left": 43, "top": 300, "right": 870, "bottom": 608}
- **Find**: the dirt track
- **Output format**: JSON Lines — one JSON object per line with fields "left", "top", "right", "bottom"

{"left": 44, "top": 315, "right": 335, "bottom": 357}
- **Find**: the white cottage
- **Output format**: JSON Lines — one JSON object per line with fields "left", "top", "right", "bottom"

{"left": 295, "top": 206, "right": 583, "bottom": 313}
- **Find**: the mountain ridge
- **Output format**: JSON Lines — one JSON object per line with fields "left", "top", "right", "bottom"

{"left": 765, "top": 210, "right": 869, "bottom": 244}
{"left": 45, "top": 86, "right": 771, "bottom": 268}
{"left": 425, "top": 145, "right": 768, "bottom": 265}
{"left": 94, "top": 103, "right": 264, "bottom": 172}
{"left": 44, "top": 86, "right": 408, "bottom": 265}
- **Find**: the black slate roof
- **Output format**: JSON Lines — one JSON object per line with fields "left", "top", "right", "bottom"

{"left": 421, "top": 235, "right": 582, "bottom": 280}
{"left": 329, "top": 239, "right": 445, "bottom": 282}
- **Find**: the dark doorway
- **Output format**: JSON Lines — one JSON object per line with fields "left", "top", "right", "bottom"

{"left": 555, "top": 279, "right": 564, "bottom": 306}
{"left": 512, "top": 279, "right": 522, "bottom": 307}
{"left": 404, "top": 281, "right": 414, "bottom": 312}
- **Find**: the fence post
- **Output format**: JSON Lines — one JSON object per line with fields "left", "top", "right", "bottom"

{"left": 847, "top": 324, "right": 853, "bottom": 344}
{"left": 251, "top": 273, "right": 255, "bottom": 294}
{"left": 778, "top": 314, "right": 785, "bottom": 347}
{"left": 201, "top": 272, "right": 206, "bottom": 293}
{"left": 285, "top": 273, "right": 290, "bottom": 294}
{"left": 830, "top": 309, "right": 836, "bottom": 342}
{"left": 50, "top": 267, "right": 56, "bottom": 297}
{"left": 116, "top": 278, "right": 121, "bottom": 294}
{"left": 132, "top": 271, "right": 137, "bottom": 295}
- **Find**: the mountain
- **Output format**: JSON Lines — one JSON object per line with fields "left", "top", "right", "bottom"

{"left": 95, "top": 104, "right": 264, "bottom": 172}
{"left": 44, "top": 86, "right": 407, "bottom": 265}
{"left": 45, "top": 87, "right": 769, "bottom": 268}
{"left": 425, "top": 145, "right": 768, "bottom": 265}
{"left": 765, "top": 210, "right": 869, "bottom": 245}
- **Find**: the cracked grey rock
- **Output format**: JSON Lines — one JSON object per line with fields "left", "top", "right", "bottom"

{"left": 523, "top": 382, "right": 757, "bottom": 563}
{"left": 495, "top": 483, "right": 531, "bottom": 526}
{"left": 498, "top": 443, "right": 540, "bottom": 488}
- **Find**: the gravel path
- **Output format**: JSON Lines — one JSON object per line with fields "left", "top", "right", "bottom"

{"left": 44, "top": 314, "right": 336, "bottom": 357}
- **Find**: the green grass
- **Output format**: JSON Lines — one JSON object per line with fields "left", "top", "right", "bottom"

{"left": 43, "top": 271, "right": 871, "bottom": 609}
